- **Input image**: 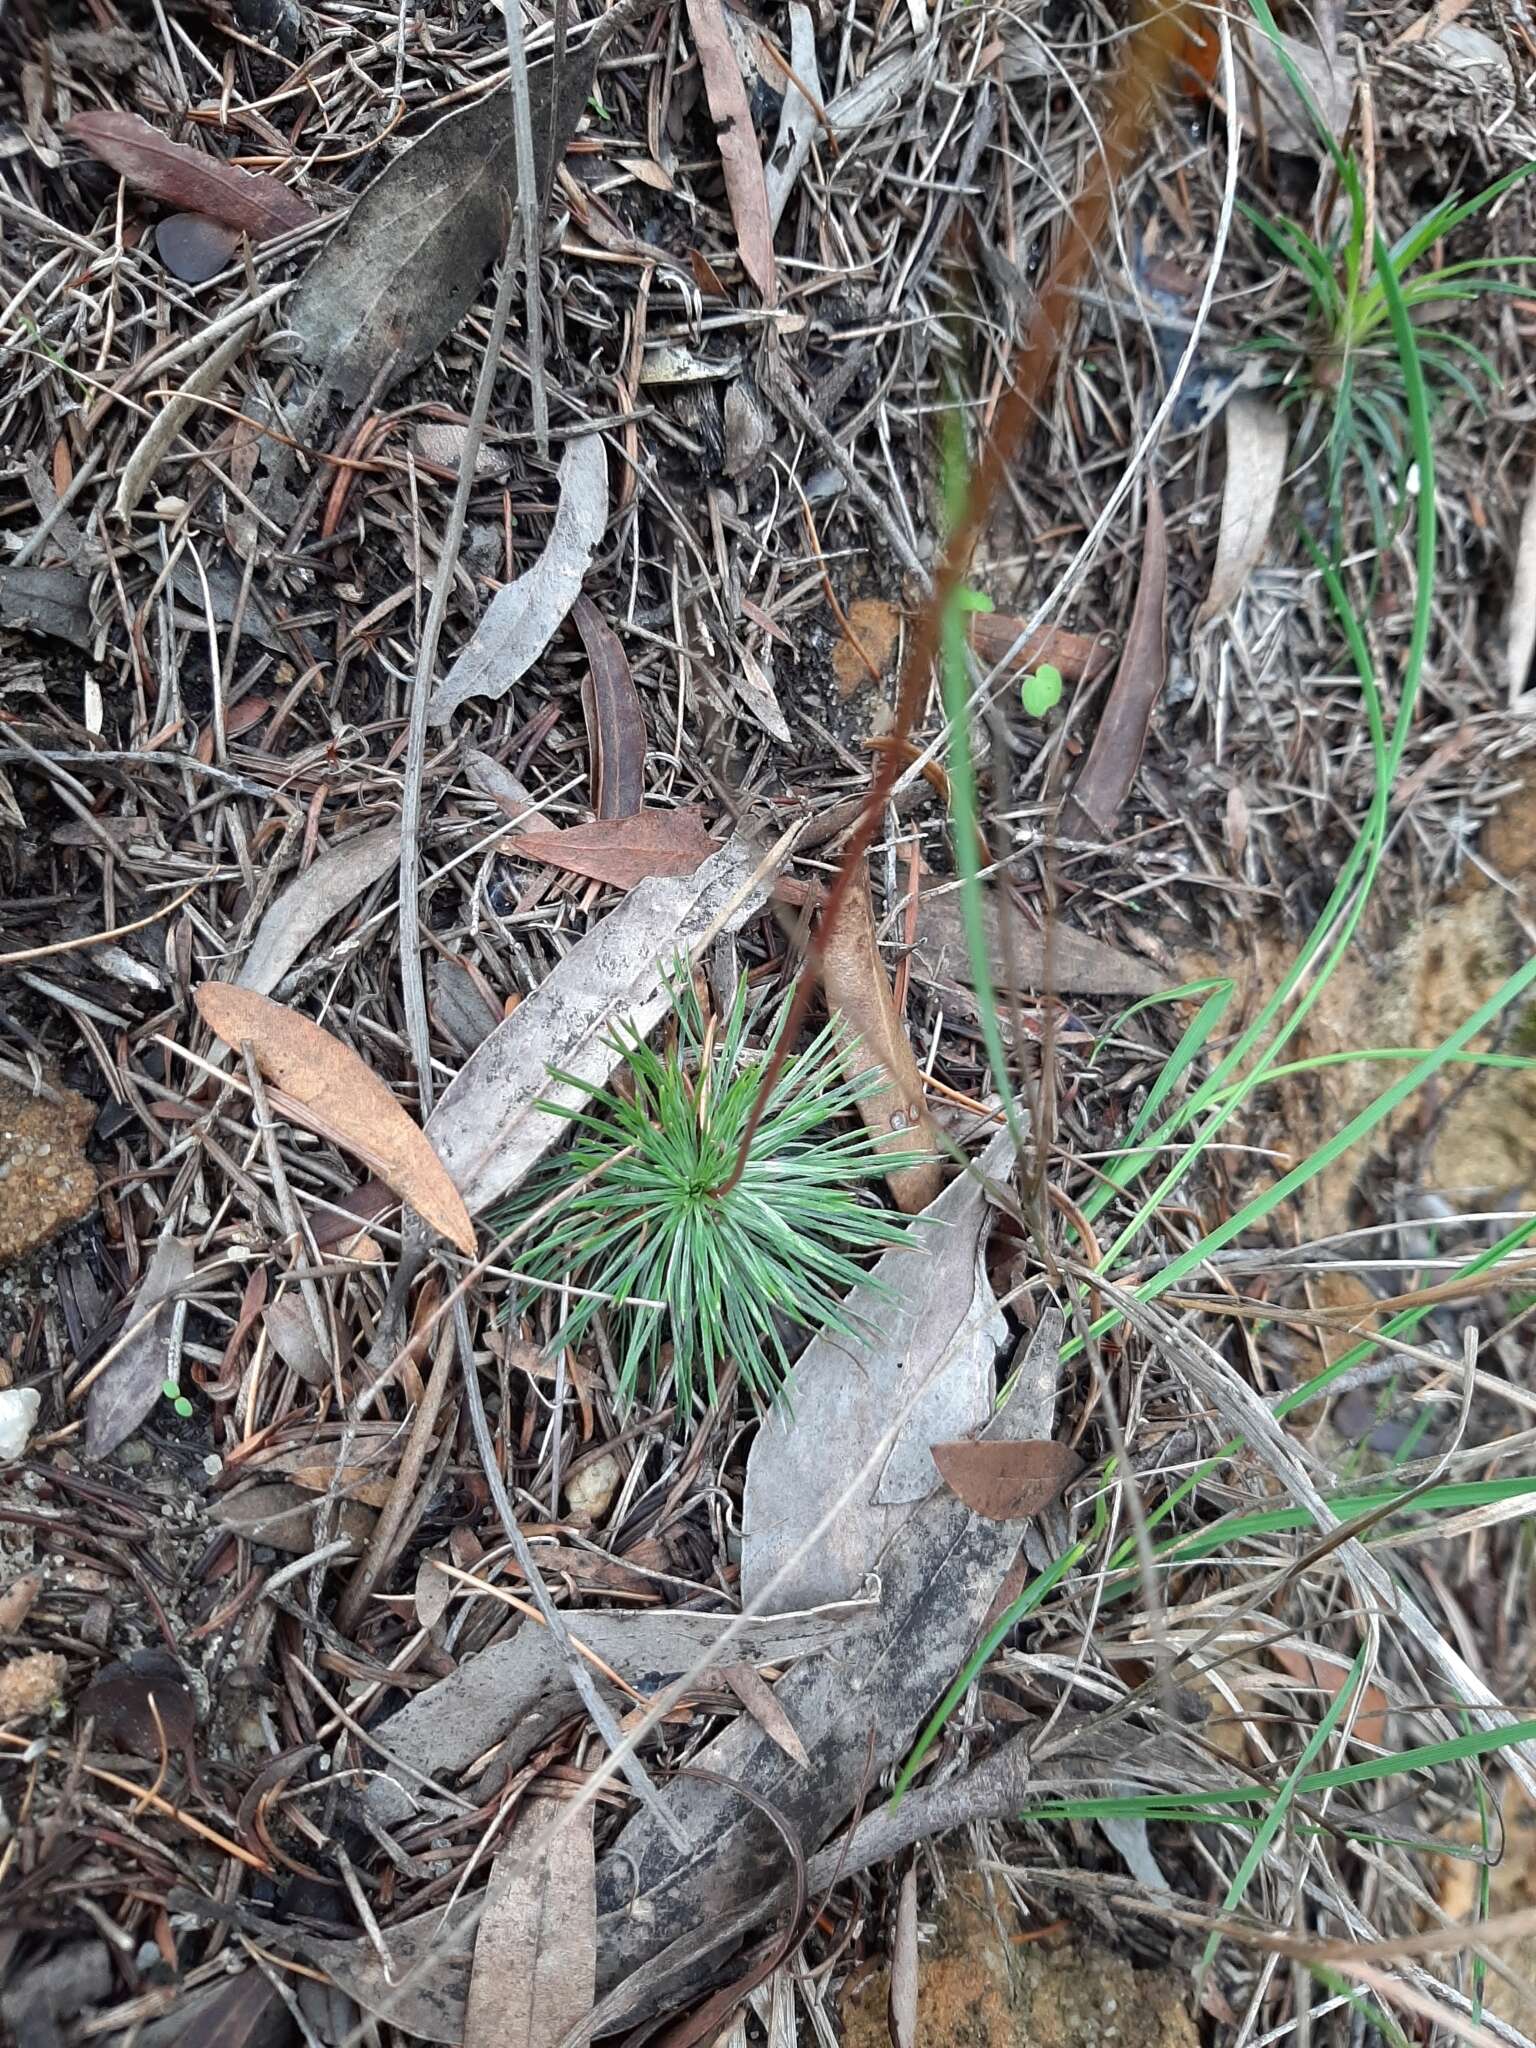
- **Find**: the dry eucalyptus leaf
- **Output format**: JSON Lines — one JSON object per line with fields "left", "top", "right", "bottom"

{"left": 194, "top": 984, "right": 476, "bottom": 1255}
{"left": 215, "top": 1482, "right": 374, "bottom": 1555}
{"left": 821, "top": 865, "right": 942, "bottom": 1213}
{"left": 414, "top": 1556, "right": 453, "bottom": 1633}
{"left": 289, "top": 1903, "right": 477, "bottom": 2045}
{"left": 0, "top": 565, "right": 92, "bottom": 649}
{"left": 464, "top": 1799, "right": 595, "bottom": 2048}
{"left": 912, "top": 884, "right": 1162, "bottom": 998}
{"left": 1235, "top": 30, "right": 1350, "bottom": 155}
{"left": 1062, "top": 480, "right": 1168, "bottom": 840}
{"left": 423, "top": 829, "right": 782, "bottom": 1218}
{"left": 929, "top": 1437, "right": 1083, "bottom": 1522}
{"left": 721, "top": 1663, "right": 810, "bottom": 1769}
{"left": 574, "top": 594, "right": 645, "bottom": 820}
{"left": 287, "top": 56, "right": 593, "bottom": 414}
{"left": 67, "top": 109, "right": 316, "bottom": 237}
{"left": 235, "top": 825, "right": 401, "bottom": 995}
{"left": 115, "top": 316, "right": 262, "bottom": 522}
{"left": 685, "top": 0, "right": 775, "bottom": 301}
{"left": 429, "top": 437, "right": 608, "bottom": 725}
{"left": 889, "top": 1865, "right": 918, "bottom": 2048}
{"left": 1506, "top": 456, "right": 1536, "bottom": 703}
{"left": 763, "top": 2, "right": 822, "bottom": 231}
{"left": 85, "top": 1234, "right": 194, "bottom": 1459}
{"left": 511, "top": 809, "right": 721, "bottom": 891}
{"left": 262, "top": 1290, "right": 329, "bottom": 1386}
{"left": 1197, "top": 393, "right": 1289, "bottom": 624}
{"left": 741, "top": 1129, "right": 1016, "bottom": 1613}
{"left": 590, "top": 1316, "right": 1067, "bottom": 2022}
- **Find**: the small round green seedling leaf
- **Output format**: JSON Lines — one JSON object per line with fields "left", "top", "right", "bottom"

{"left": 173, "top": 1396, "right": 193, "bottom": 1418}
{"left": 161, "top": 1378, "right": 179, "bottom": 1400}
{"left": 1020, "top": 663, "right": 1063, "bottom": 718}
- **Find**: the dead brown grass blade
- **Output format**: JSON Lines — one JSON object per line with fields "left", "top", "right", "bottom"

{"left": 1061, "top": 479, "right": 1169, "bottom": 838}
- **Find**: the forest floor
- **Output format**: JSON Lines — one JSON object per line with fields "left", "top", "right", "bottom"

{"left": 3, "top": 2, "right": 1536, "bottom": 2045}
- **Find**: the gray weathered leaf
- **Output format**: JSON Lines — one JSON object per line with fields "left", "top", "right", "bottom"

{"left": 86, "top": 1235, "right": 195, "bottom": 1459}
{"left": 424, "top": 829, "right": 782, "bottom": 1217}
{"left": 588, "top": 1316, "right": 1066, "bottom": 2020}
{"left": 763, "top": 3, "right": 821, "bottom": 231}
{"left": 1197, "top": 393, "right": 1289, "bottom": 624}
{"left": 361, "top": 1605, "right": 872, "bottom": 1827}
{"left": 236, "top": 825, "right": 400, "bottom": 994}
{"left": 115, "top": 315, "right": 261, "bottom": 522}
{"left": 0, "top": 565, "right": 92, "bottom": 649}
{"left": 912, "top": 885, "right": 1162, "bottom": 998}
{"left": 288, "top": 59, "right": 593, "bottom": 414}
{"left": 215, "top": 1481, "right": 374, "bottom": 1554}
{"left": 464, "top": 1799, "right": 595, "bottom": 2048}
{"left": 1236, "top": 30, "right": 1349, "bottom": 155}
{"left": 1506, "top": 454, "right": 1536, "bottom": 703}
{"left": 288, "top": 1902, "right": 478, "bottom": 2045}
{"left": 742, "top": 1129, "right": 1014, "bottom": 1614}
{"left": 429, "top": 437, "right": 607, "bottom": 724}
{"left": 889, "top": 1865, "right": 918, "bottom": 2048}
{"left": 331, "top": 1325, "right": 1063, "bottom": 2043}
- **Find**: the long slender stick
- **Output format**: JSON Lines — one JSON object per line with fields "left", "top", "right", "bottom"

{"left": 724, "top": 0, "right": 1200, "bottom": 1190}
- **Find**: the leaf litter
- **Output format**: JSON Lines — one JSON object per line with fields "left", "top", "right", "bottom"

{"left": 424, "top": 827, "right": 785, "bottom": 1216}
{"left": 14, "top": 4, "right": 1536, "bottom": 2044}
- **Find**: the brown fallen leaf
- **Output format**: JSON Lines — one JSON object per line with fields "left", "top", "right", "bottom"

{"left": 889, "top": 1864, "right": 918, "bottom": 2048}
{"left": 721, "top": 1662, "right": 811, "bottom": 1769}
{"left": 573, "top": 595, "right": 646, "bottom": 819}
{"left": 685, "top": 0, "right": 776, "bottom": 302}
{"left": 1060, "top": 479, "right": 1168, "bottom": 839}
{"left": 1197, "top": 394, "right": 1289, "bottom": 625}
{"left": 510, "top": 808, "right": 723, "bottom": 891}
{"left": 68, "top": 109, "right": 316, "bottom": 239}
{"left": 967, "top": 611, "right": 1114, "bottom": 685}
{"left": 215, "top": 1481, "right": 375, "bottom": 1556}
{"left": 929, "top": 1438, "right": 1084, "bottom": 1521}
{"left": 821, "top": 865, "right": 942, "bottom": 1214}
{"left": 1271, "top": 1644, "right": 1391, "bottom": 1749}
{"left": 194, "top": 984, "right": 476, "bottom": 1255}
{"left": 831, "top": 597, "right": 902, "bottom": 694}
{"left": 463, "top": 1798, "right": 596, "bottom": 2048}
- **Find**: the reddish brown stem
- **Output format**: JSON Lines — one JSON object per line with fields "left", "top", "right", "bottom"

{"left": 724, "top": 0, "right": 1201, "bottom": 1191}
